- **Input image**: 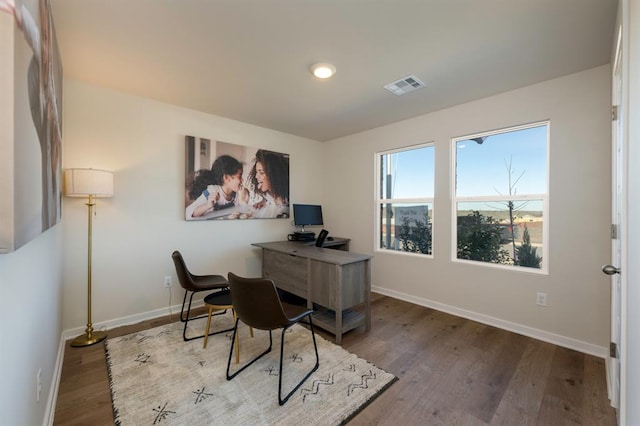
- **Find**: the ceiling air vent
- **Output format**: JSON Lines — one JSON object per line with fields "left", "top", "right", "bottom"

{"left": 384, "top": 75, "right": 426, "bottom": 96}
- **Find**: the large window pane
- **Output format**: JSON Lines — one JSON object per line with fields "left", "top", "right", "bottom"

{"left": 380, "top": 146, "right": 434, "bottom": 199}
{"left": 456, "top": 125, "right": 547, "bottom": 197}
{"left": 456, "top": 201, "right": 544, "bottom": 268}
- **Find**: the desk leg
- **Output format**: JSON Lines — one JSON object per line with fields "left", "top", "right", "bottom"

{"left": 365, "top": 258, "right": 371, "bottom": 331}
{"left": 335, "top": 264, "right": 343, "bottom": 345}
{"left": 306, "top": 258, "right": 313, "bottom": 310}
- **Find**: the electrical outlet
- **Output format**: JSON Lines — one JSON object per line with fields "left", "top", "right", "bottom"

{"left": 536, "top": 292, "right": 547, "bottom": 306}
{"left": 36, "top": 368, "right": 42, "bottom": 402}
{"left": 164, "top": 276, "right": 172, "bottom": 288}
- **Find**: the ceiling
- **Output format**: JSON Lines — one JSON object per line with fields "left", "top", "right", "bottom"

{"left": 50, "top": 0, "right": 618, "bottom": 142}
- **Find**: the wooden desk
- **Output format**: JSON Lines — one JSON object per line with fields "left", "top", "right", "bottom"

{"left": 252, "top": 240, "right": 372, "bottom": 344}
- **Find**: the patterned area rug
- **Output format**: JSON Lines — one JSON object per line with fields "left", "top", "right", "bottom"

{"left": 105, "top": 314, "right": 396, "bottom": 425}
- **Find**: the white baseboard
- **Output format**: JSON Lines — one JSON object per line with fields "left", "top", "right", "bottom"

{"left": 43, "top": 334, "right": 67, "bottom": 426}
{"left": 59, "top": 300, "right": 202, "bottom": 341}
{"left": 371, "top": 286, "right": 608, "bottom": 359}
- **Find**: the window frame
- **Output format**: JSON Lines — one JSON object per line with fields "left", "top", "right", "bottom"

{"left": 450, "top": 121, "right": 550, "bottom": 274}
{"left": 375, "top": 142, "right": 435, "bottom": 257}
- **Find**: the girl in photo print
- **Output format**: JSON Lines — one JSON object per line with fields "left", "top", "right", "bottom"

{"left": 246, "top": 149, "right": 289, "bottom": 218}
{"left": 185, "top": 155, "right": 249, "bottom": 220}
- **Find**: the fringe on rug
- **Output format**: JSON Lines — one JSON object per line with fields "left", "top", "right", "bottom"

{"left": 104, "top": 337, "right": 122, "bottom": 426}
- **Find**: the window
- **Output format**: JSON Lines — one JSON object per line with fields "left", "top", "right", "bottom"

{"left": 452, "top": 122, "right": 548, "bottom": 271}
{"left": 377, "top": 144, "right": 434, "bottom": 255}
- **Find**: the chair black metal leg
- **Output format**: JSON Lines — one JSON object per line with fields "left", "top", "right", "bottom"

{"left": 278, "top": 316, "right": 320, "bottom": 405}
{"left": 181, "top": 290, "right": 230, "bottom": 341}
{"left": 180, "top": 290, "right": 191, "bottom": 322}
{"left": 227, "top": 320, "right": 273, "bottom": 380}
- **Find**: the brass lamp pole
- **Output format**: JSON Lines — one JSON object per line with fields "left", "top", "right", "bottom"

{"left": 64, "top": 168, "right": 114, "bottom": 347}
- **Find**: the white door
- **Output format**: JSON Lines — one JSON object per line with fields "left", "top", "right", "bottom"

{"left": 603, "top": 24, "right": 625, "bottom": 421}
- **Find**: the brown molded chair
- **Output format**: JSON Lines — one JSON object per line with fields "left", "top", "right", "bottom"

{"left": 171, "top": 250, "right": 230, "bottom": 341}
{"left": 226, "top": 272, "right": 319, "bottom": 406}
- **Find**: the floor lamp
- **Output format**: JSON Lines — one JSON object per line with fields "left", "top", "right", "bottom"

{"left": 64, "top": 168, "right": 114, "bottom": 347}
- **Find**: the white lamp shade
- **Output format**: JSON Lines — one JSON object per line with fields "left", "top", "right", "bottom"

{"left": 64, "top": 168, "right": 114, "bottom": 198}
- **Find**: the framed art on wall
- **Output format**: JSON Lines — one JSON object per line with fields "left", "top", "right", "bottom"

{"left": 184, "top": 136, "right": 290, "bottom": 220}
{"left": 0, "top": 0, "right": 63, "bottom": 253}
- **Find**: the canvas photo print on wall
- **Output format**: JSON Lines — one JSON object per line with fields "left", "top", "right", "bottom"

{"left": 184, "top": 136, "right": 290, "bottom": 220}
{"left": 0, "top": 0, "right": 63, "bottom": 253}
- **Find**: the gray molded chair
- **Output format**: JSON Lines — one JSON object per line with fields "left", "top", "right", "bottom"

{"left": 226, "top": 272, "right": 319, "bottom": 405}
{"left": 171, "top": 250, "right": 230, "bottom": 341}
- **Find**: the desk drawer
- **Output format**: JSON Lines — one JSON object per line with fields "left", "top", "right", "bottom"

{"left": 262, "top": 250, "right": 307, "bottom": 297}
{"left": 309, "top": 261, "right": 366, "bottom": 310}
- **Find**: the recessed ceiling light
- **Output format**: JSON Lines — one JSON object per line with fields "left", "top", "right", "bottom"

{"left": 310, "top": 63, "right": 336, "bottom": 79}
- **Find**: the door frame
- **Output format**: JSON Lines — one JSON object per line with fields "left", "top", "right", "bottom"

{"left": 608, "top": 22, "right": 624, "bottom": 416}
{"left": 607, "top": 2, "right": 630, "bottom": 423}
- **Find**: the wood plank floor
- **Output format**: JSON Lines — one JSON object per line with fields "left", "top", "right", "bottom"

{"left": 54, "top": 294, "right": 616, "bottom": 425}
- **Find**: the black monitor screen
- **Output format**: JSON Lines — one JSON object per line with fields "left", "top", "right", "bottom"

{"left": 293, "top": 204, "right": 323, "bottom": 226}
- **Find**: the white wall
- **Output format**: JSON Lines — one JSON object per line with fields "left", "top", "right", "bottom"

{"left": 324, "top": 66, "right": 612, "bottom": 354}
{"left": 61, "top": 80, "right": 325, "bottom": 331}
{"left": 0, "top": 226, "right": 64, "bottom": 426}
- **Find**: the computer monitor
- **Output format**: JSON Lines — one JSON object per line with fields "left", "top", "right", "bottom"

{"left": 293, "top": 204, "right": 323, "bottom": 232}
